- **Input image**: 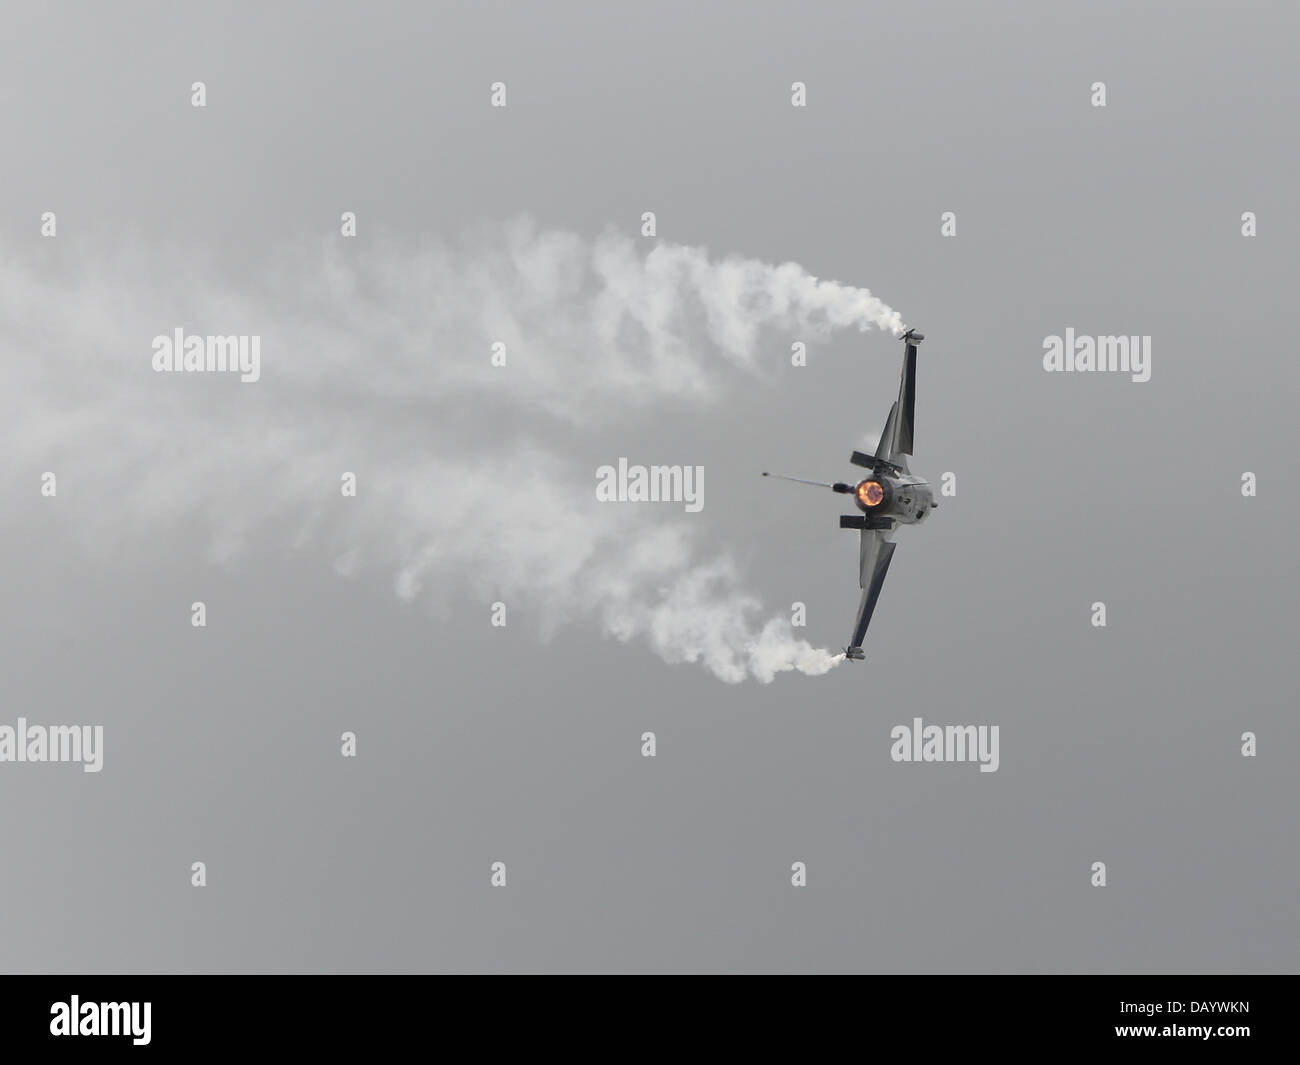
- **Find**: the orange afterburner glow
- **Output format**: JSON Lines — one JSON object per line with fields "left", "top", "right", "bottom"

{"left": 857, "top": 480, "right": 884, "bottom": 507}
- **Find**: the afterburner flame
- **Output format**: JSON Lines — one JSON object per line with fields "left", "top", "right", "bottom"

{"left": 856, "top": 479, "right": 884, "bottom": 506}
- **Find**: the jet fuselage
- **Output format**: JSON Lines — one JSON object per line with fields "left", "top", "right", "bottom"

{"left": 851, "top": 473, "right": 935, "bottom": 524}
{"left": 765, "top": 327, "right": 932, "bottom": 661}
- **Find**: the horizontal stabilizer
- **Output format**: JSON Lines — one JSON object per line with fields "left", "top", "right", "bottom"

{"left": 841, "top": 514, "right": 894, "bottom": 531}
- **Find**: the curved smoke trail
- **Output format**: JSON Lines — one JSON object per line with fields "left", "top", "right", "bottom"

{"left": 0, "top": 218, "right": 903, "bottom": 683}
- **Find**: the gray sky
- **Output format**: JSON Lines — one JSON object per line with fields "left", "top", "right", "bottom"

{"left": 0, "top": 0, "right": 1296, "bottom": 973}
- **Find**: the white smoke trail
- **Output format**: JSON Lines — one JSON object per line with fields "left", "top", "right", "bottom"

{"left": 0, "top": 218, "right": 902, "bottom": 683}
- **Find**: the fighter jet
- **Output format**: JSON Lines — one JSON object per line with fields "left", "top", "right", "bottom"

{"left": 763, "top": 328, "right": 934, "bottom": 661}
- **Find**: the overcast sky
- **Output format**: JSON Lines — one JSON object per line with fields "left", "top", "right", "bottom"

{"left": 0, "top": 0, "right": 1296, "bottom": 973}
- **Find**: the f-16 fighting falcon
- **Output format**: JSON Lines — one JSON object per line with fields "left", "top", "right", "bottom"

{"left": 763, "top": 328, "right": 934, "bottom": 661}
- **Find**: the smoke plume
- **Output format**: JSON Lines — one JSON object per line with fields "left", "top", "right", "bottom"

{"left": 0, "top": 218, "right": 903, "bottom": 683}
